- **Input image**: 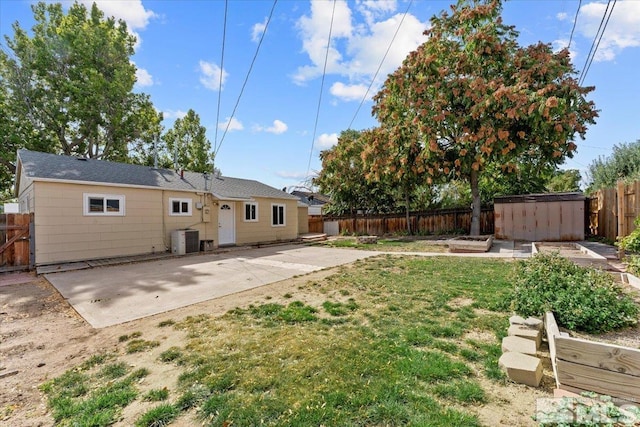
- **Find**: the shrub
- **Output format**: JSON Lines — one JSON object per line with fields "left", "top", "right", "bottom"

{"left": 626, "top": 255, "right": 640, "bottom": 276}
{"left": 619, "top": 216, "right": 640, "bottom": 276}
{"left": 618, "top": 216, "right": 640, "bottom": 253}
{"left": 512, "top": 253, "right": 638, "bottom": 333}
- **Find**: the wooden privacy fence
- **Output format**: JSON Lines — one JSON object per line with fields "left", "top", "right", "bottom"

{"left": 314, "top": 207, "right": 494, "bottom": 236}
{"left": 589, "top": 180, "right": 640, "bottom": 242}
{"left": 308, "top": 215, "right": 324, "bottom": 234}
{"left": 0, "top": 213, "right": 34, "bottom": 272}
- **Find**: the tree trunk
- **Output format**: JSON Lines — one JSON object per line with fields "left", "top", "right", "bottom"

{"left": 405, "top": 190, "right": 412, "bottom": 235}
{"left": 470, "top": 169, "right": 481, "bottom": 236}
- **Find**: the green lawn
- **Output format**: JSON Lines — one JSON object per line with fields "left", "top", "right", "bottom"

{"left": 42, "top": 256, "right": 515, "bottom": 427}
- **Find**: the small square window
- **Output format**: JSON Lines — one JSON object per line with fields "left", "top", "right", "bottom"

{"left": 89, "top": 198, "right": 104, "bottom": 212}
{"left": 169, "top": 198, "right": 192, "bottom": 216}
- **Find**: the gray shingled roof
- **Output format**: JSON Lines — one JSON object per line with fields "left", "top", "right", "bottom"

{"left": 17, "top": 149, "right": 298, "bottom": 201}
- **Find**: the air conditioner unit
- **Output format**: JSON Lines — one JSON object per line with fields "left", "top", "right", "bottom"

{"left": 171, "top": 229, "right": 199, "bottom": 255}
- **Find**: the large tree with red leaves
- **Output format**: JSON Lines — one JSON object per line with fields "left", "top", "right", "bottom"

{"left": 371, "top": 0, "right": 598, "bottom": 235}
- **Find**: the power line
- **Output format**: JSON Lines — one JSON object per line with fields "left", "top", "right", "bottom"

{"left": 346, "top": 0, "right": 414, "bottom": 131}
{"left": 578, "top": 0, "right": 616, "bottom": 86}
{"left": 567, "top": 0, "right": 582, "bottom": 50}
{"left": 578, "top": 0, "right": 610, "bottom": 84}
{"left": 214, "top": 0, "right": 278, "bottom": 158}
{"left": 213, "top": 0, "right": 228, "bottom": 156}
{"left": 305, "top": 0, "right": 337, "bottom": 180}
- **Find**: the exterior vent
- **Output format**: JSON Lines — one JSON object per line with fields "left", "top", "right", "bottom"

{"left": 171, "top": 229, "right": 200, "bottom": 255}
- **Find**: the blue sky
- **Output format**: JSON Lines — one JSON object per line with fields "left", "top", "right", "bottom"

{"left": 1, "top": 0, "right": 639, "bottom": 191}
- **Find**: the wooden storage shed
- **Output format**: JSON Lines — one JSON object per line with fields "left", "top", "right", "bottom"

{"left": 494, "top": 192, "right": 585, "bottom": 241}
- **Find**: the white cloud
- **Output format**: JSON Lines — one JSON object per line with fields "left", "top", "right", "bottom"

{"left": 556, "top": 12, "right": 568, "bottom": 21}
{"left": 219, "top": 117, "right": 243, "bottom": 132}
{"left": 348, "top": 13, "right": 427, "bottom": 82}
{"left": 315, "top": 133, "right": 339, "bottom": 150}
{"left": 252, "top": 18, "right": 268, "bottom": 42}
{"left": 135, "top": 67, "right": 153, "bottom": 87}
{"left": 293, "top": 1, "right": 428, "bottom": 100}
{"left": 163, "top": 109, "right": 188, "bottom": 120}
{"left": 199, "top": 60, "right": 228, "bottom": 91}
{"left": 293, "top": 0, "right": 353, "bottom": 83}
{"left": 276, "top": 171, "right": 309, "bottom": 180}
{"left": 357, "top": 0, "right": 397, "bottom": 26}
{"left": 79, "top": 0, "right": 157, "bottom": 49}
{"left": 255, "top": 119, "right": 288, "bottom": 134}
{"left": 552, "top": 38, "right": 578, "bottom": 61}
{"left": 83, "top": 0, "right": 157, "bottom": 30}
{"left": 330, "top": 82, "right": 368, "bottom": 101}
{"left": 577, "top": 0, "right": 640, "bottom": 61}
{"left": 267, "top": 120, "right": 288, "bottom": 134}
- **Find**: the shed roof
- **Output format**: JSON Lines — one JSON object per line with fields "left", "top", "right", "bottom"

{"left": 17, "top": 149, "right": 298, "bottom": 201}
{"left": 494, "top": 192, "right": 586, "bottom": 204}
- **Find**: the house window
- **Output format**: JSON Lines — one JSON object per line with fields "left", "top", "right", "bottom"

{"left": 271, "top": 204, "right": 285, "bottom": 226}
{"left": 244, "top": 202, "right": 258, "bottom": 222}
{"left": 169, "top": 198, "right": 192, "bottom": 216}
{"left": 83, "top": 193, "right": 125, "bottom": 216}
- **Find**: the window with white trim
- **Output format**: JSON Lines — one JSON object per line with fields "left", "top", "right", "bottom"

{"left": 271, "top": 204, "right": 285, "bottom": 226}
{"left": 169, "top": 198, "right": 192, "bottom": 216}
{"left": 83, "top": 193, "right": 125, "bottom": 216}
{"left": 244, "top": 202, "right": 258, "bottom": 222}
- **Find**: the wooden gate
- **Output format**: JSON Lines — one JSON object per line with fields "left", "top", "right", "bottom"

{"left": 0, "top": 213, "right": 34, "bottom": 272}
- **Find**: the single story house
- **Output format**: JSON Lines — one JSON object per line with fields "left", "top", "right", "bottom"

{"left": 15, "top": 149, "right": 307, "bottom": 265}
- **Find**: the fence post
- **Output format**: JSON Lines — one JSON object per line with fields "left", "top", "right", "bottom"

{"left": 617, "top": 181, "right": 625, "bottom": 239}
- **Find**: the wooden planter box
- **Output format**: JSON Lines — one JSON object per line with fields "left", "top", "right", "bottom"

{"left": 448, "top": 235, "right": 494, "bottom": 253}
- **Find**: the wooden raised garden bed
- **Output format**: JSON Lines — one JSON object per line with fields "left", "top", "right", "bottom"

{"left": 447, "top": 235, "right": 494, "bottom": 253}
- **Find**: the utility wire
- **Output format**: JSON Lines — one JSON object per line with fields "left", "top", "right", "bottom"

{"left": 213, "top": 0, "right": 228, "bottom": 156}
{"left": 305, "top": 0, "right": 337, "bottom": 180}
{"left": 578, "top": 0, "right": 616, "bottom": 86}
{"left": 567, "top": 0, "right": 582, "bottom": 50}
{"left": 346, "top": 0, "right": 413, "bottom": 131}
{"left": 578, "top": 0, "right": 610, "bottom": 83}
{"left": 214, "top": 0, "right": 277, "bottom": 158}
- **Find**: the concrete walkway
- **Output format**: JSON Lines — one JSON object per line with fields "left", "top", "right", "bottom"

{"left": 45, "top": 245, "right": 377, "bottom": 328}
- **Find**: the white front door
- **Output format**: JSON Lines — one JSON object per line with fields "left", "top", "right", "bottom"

{"left": 218, "top": 203, "right": 235, "bottom": 245}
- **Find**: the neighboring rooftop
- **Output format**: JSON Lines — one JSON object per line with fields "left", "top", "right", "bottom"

{"left": 17, "top": 149, "right": 298, "bottom": 200}
{"left": 291, "top": 190, "right": 330, "bottom": 206}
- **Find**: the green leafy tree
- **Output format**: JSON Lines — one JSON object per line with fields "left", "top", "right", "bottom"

{"left": 586, "top": 140, "right": 640, "bottom": 193}
{"left": 162, "top": 109, "right": 213, "bottom": 173}
{"left": 0, "top": 1, "right": 161, "bottom": 163}
{"left": 361, "top": 126, "right": 430, "bottom": 233}
{"left": 314, "top": 129, "right": 397, "bottom": 215}
{"left": 546, "top": 169, "right": 581, "bottom": 193}
{"left": 373, "top": 0, "right": 597, "bottom": 235}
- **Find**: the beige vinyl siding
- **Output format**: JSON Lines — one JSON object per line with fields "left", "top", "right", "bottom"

{"left": 234, "top": 197, "right": 299, "bottom": 245}
{"left": 32, "top": 182, "right": 167, "bottom": 264}
{"left": 17, "top": 167, "right": 35, "bottom": 213}
{"left": 297, "top": 205, "right": 309, "bottom": 234}
{"left": 162, "top": 192, "right": 217, "bottom": 245}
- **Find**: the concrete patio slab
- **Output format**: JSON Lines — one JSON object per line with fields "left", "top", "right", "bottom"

{"left": 45, "top": 245, "right": 377, "bottom": 328}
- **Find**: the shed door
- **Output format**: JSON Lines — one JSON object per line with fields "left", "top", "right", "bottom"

{"left": 218, "top": 203, "right": 236, "bottom": 245}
